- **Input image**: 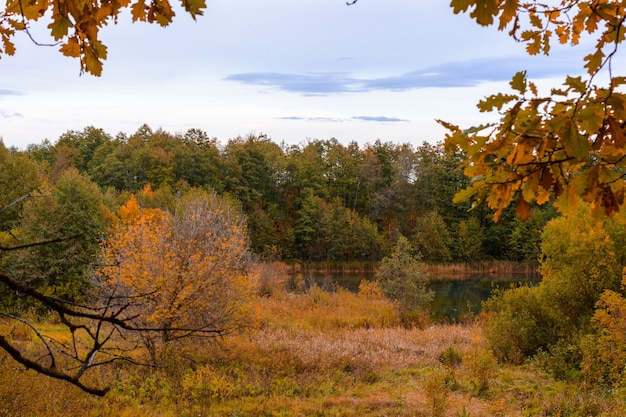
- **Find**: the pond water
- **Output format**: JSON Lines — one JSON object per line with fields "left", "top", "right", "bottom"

{"left": 299, "top": 272, "right": 538, "bottom": 323}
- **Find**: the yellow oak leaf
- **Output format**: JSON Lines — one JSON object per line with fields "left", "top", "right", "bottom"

{"left": 48, "top": 14, "right": 73, "bottom": 40}
{"left": 83, "top": 43, "right": 103, "bottom": 76}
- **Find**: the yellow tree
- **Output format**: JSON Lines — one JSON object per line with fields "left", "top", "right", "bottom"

{"left": 97, "top": 189, "right": 258, "bottom": 362}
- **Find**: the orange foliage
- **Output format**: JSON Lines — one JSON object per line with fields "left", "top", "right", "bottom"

{"left": 97, "top": 191, "right": 259, "bottom": 359}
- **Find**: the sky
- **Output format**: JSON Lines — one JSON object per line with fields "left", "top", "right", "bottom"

{"left": 0, "top": 0, "right": 591, "bottom": 149}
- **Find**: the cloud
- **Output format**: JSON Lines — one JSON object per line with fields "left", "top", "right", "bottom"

{"left": 225, "top": 54, "right": 579, "bottom": 95}
{"left": 351, "top": 116, "right": 408, "bottom": 122}
{"left": 0, "top": 89, "right": 21, "bottom": 96}
{"left": 277, "top": 116, "right": 346, "bottom": 123}
{"left": 227, "top": 73, "right": 356, "bottom": 96}
{"left": 0, "top": 109, "right": 23, "bottom": 119}
{"left": 278, "top": 115, "right": 408, "bottom": 123}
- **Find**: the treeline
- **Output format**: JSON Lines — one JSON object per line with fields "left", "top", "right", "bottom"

{"left": 17, "top": 124, "right": 554, "bottom": 264}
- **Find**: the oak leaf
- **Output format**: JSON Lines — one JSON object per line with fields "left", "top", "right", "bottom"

{"left": 59, "top": 37, "right": 81, "bottom": 58}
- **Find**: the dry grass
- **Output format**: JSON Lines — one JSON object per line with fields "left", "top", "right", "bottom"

{"left": 259, "top": 286, "right": 400, "bottom": 331}
{"left": 249, "top": 325, "right": 477, "bottom": 374}
{"left": 0, "top": 262, "right": 623, "bottom": 416}
{"left": 424, "top": 261, "right": 538, "bottom": 279}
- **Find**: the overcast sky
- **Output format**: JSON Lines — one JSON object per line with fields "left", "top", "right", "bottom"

{"left": 1, "top": 0, "right": 589, "bottom": 149}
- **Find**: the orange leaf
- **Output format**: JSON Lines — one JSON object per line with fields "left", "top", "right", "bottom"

{"left": 59, "top": 37, "right": 81, "bottom": 58}
{"left": 515, "top": 197, "right": 531, "bottom": 220}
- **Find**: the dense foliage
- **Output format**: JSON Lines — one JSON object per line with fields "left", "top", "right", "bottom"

{"left": 443, "top": 1, "right": 626, "bottom": 221}
{"left": 19, "top": 126, "right": 554, "bottom": 265}
{"left": 484, "top": 204, "right": 626, "bottom": 383}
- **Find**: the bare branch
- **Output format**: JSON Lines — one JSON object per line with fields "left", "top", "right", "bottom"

{"left": 0, "top": 335, "right": 108, "bottom": 396}
{"left": 0, "top": 193, "right": 51, "bottom": 215}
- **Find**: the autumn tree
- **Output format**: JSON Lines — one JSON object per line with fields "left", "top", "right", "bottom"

{"left": 96, "top": 189, "right": 259, "bottom": 363}
{"left": 0, "top": 0, "right": 208, "bottom": 75}
{"left": 438, "top": 0, "right": 626, "bottom": 220}
{"left": 0, "top": 158, "right": 257, "bottom": 395}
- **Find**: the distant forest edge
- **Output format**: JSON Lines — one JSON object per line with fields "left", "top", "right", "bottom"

{"left": 6, "top": 124, "right": 555, "bottom": 267}
{"left": 290, "top": 261, "right": 538, "bottom": 279}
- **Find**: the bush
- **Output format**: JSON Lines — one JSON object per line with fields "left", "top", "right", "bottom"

{"left": 439, "top": 346, "right": 463, "bottom": 368}
{"left": 182, "top": 365, "right": 236, "bottom": 403}
{"left": 582, "top": 289, "right": 626, "bottom": 388}
{"left": 485, "top": 204, "right": 626, "bottom": 377}
{"left": 375, "top": 236, "right": 433, "bottom": 323}
{"left": 483, "top": 286, "right": 554, "bottom": 364}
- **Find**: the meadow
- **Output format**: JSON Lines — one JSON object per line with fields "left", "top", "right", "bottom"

{"left": 0, "top": 263, "right": 622, "bottom": 417}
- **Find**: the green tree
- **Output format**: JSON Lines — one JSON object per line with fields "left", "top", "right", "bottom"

{"left": 412, "top": 142, "right": 470, "bottom": 223}
{"left": 375, "top": 236, "right": 433, "bottom": 322}
{"left": 538, "top": 204, "right": 623, "bottom": 331}
{"left": 484, "top": 203, "right": 626, "bottom": 375}
{"left": 174, "top": 128, "right": 223, "bottom": 190}
{"left": 288, "top": 189, "right": 324, "bottom": 261}
{"left": 3, "top": 168, "right": 108, "bottom": 301}
{"left": 453, "top": 217, "right": 483, "bottom": 263}
{"left": 0, "top": 143, "right": 43, "bottom": 232}
{"left": 222, "top": 134, "right": 285, "bottom": 211}
{"left": 324, "top": 139, "right": 365, "bottom": 211}
{"left": 508, "top": 207, "right": 553, "bottom": 263}
{"left": 284, "top": 140, "right": 330, "bottom": 200}
{"left": 412, "top": 211, "right": 452, "bottom": 263}
{"left": 54, "top": 126, "right": 112, "bottom": 173}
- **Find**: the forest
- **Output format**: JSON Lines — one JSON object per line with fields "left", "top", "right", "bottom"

{"left": 4, "top": 125, "right": 626, "bottom": 415}
{"left": 5, "top": 0, "right": 626, "bottom": 414}
{"left": 19, "top": 125, "right": 552, "bottom": 266}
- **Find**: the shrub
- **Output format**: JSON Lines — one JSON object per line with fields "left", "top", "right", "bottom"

{"left": 375, "top": 236, "right": 433, "bottom": 323}
{"left": 483, "top": 286, "right": 554, "bottom": 364}
{"left": 423, "top": 366, "right": 453, "bottom": 417}
{"left": 439, "top": 346, "right": 463, "bottom": 368}
{"left": 181, "top": 365, "right": 236, "bottom": 403}
{"left": 582, "top": 289, "right": 626, "bottom": 388}
{"left": 462, "top": 331, "right": 498, "bottom": 396}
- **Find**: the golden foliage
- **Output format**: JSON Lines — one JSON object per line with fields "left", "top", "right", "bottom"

{"left": 97, "top": 190, "right": 259, "bottom": 360}
{"left": 0, "top": 0, "right": 207, "bottom": 75}
{"left": 583, "top": 287, "right": 626, "bottom": 387}
{"left": 444, "top": 1, "right": 626, "bottom": 220}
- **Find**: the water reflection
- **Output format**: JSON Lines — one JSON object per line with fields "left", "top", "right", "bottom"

{"left": 299, "top": 271, "right": 538, "bottom": 323}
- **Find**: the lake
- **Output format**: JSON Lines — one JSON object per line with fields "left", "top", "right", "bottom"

{"left": 299, "top": 271, "right": 539, "bottom": 323}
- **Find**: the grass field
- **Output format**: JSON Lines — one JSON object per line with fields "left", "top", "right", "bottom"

{"left": 0, "top": 265, "right": 623, "bottom": 416}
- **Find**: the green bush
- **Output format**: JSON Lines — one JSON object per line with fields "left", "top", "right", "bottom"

{"left": 484, "top": 205, "right": 626, "bottom": 379}
{"left": 375, "top": 235, "right": 433, "bottom": 322}
{"left": 483, "top": 286, "right": 554, "bottom": 364}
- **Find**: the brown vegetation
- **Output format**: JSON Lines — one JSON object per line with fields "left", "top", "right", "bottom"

{"left": 0, "top": 262, "right": 622, "bottom": 416}
{"left": 423, "top": 261, "right": 538, "bottom": 279}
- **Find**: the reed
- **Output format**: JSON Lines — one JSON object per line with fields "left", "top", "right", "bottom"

{"left": 423, "top": 261, "right": 538, "bottom": 279}
{"left": 290, "top": 260, "right": 377, "bottom": 274}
